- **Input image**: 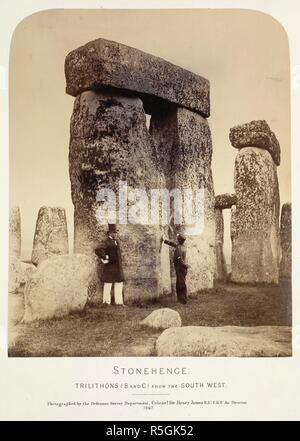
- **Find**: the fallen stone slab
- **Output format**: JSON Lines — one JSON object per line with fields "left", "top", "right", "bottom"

{"left": 65, "top": 38, "right": 210, "bottom": 117}
{"left": 23, "top": 254, "right": 96, "bottom": 322}
{"left": 156, "top": 325, "right": 291, "bottom": 357}
{"left": 141, "top": 308, "right": 181, "bottom": 330}
{"left": 9, "top": 256, "right": 36, "bottom": 294}
{"left": 215, "top": 193, "right": 237, "bottom": 210}
{"left": 229, "top": 120, "right": 281, "bottom": 166}
{"left": 9, "top": 293, "right": 24, "bottom": 326}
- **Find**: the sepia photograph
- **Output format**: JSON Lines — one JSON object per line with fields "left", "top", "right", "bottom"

{"left": 8, "top": 8, "right": 292, "bottom": 358}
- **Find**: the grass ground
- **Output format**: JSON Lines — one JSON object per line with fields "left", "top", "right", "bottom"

{"left": 8, "top": 279, "right": 292, "bottom": 357}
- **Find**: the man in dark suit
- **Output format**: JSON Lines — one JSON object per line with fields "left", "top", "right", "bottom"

{"left": 95, "top": 224, "right": 125, "bottom": 306}
{"left": 162, "top": 233, "right": 189, "bottom": 304}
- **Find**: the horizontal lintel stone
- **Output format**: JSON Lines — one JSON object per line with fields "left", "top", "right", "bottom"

{"left": 65, "top": 38, "right": 210, "bottom": 117}
{"left": 215, "top": 193, "right": 237, "bottom": 209}
{"left": 229, "top": 120, "right": 281, "bottom": 166}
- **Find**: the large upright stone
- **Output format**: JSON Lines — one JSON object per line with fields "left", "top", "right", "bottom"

{"left": 229, "top": 120, "right": 281, "bottom": 166}
{"left": 214, "top": 208, "right": 227, "bottom": 282}
{"left": 9, "top": 207, "right": 21, "bottom": 258}
{"left": 69, "top": 90, "right": 163, "bottom": 302}
{"left": 230, "top": 147, "right": 280, "bottom": 284}
{"left": 31, "top": 207, "right": 69, "bottom": 265}
{"left": 65, "top": 38, "right": 210, "bottom": 117}
{"left": 280, "top": 203, "right": 292, "bottom": 278}
{"left": 150, "top": 106, "right": 216, "bottom": 292}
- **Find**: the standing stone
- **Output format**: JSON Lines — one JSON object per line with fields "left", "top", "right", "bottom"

{"left": 279, "top": 203, "right": 291, "bottom": 278}
{"left": 31, "top": 207, "right": 69, "bottom": 265}
{"left": 214, "top": 208, "right": 227, "bottom": 282}
{"left": 9, "top": 207, "right": 21, "bottom": 258}
{"left": 150, "top": 106, "right": 216, "bottom": 292}
{"left": 230, "top": 147, "right": 280, "bottom": 284}
{"left": 69, "top": 90, "right": 163, "bottom": 302}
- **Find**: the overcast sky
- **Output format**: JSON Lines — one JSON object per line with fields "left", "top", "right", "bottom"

{"left": 9, "top": 8, "right": 290, "bottom": 262}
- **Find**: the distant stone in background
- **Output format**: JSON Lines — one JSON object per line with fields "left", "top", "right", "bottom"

{"left": 229, "top": 120, "right": 281, "bottom": 166}
{"left": 9, "top": 206, "right": 21, "bottom": 258}
{"left": 213, "top": 193, "right": 237, "bottom": 283}
{"left": 141, "top": 308, "right": 182, "bottom": 330}
{"left": 31, "top": 207, "right": 69, "bottom": 265}
{"left": 280, "top": 203, "right": 292, "bottom": 278}
{"left": 23, "top": 254, "right": 95, "bottom": 322}
{"left": 214, "top": 208, "right": 227, "bottom": 282}
{"left": 215, "top": 193, "right": 237, "bottom": 210}
{"left": 156, "top": 325, "right": 291, "bottom": 357}
{"left": 230, "top": 121, "right": 281, "bottom": 284}
{"left": 8, "top": 256, "right": 36, "bottom": 294}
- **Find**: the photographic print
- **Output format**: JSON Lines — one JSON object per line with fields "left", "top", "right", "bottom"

{"left": 8, "top": 8, "right": 291, "bottom": 359}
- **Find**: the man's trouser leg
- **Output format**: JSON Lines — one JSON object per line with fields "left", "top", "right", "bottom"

{"left": 103, "top": 282, "right": 113, "bottom": 304}
{"left": 176, "top": 271, "right": 187, "bottom": 304}
{"left": 114, "top": 282, "right": 124, "bottom": 305}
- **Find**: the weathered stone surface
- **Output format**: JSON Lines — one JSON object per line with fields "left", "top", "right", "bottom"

{"left": 9, "top": 293, "right": 24, "bottom": 326}
{"left": 141, "top": 308, "right": 181, "bottom": 330}
{"left": 31, "top": 207, "right": 69, "bottom": 265}
{"left": 214, "top": 209, "right": 227, "bottom": 282}
{"left": 8, "top": 293, "right": 24, "bottom": 348}
{"left": 65, "top": 38, "right": 210, "bottom": 117}
{"left": 23, "top": 254, "right": 95, "bottom": 322}
{"left": 150, "top": 106, "right": 216, "bottom": 293}
{"left": 9, "top": 207, "right": 21, "bottom": 258}
{"left": 280, "top": 203, "right": 291, "bottom": 278}
{"left": 69, "top": 90, "right": 164, "bottom": 302}
{"left": 215, "top": 193, "right": 237, "bottom": 210}
{"left": 9, "top": 256, "right": 36, "bottom": 294}
{"left": 231, "top": 148, "right": 280, "bottom": 284}
{"left": 156, "top": 326, "right": 291, "bottom": 357}
{"left": 229, "top": 120, "right": 281, "bottom": 166}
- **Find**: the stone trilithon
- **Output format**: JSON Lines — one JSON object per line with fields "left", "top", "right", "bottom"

{"left": 65, "top": 38, "right": 215, "bottom": 301}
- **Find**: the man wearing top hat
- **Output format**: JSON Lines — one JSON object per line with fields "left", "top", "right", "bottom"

{"left": 95, "top": 224, "right": 125, "bottom": 306}
{"left": 162, "top": 233, "right": 189, "bottom": 304}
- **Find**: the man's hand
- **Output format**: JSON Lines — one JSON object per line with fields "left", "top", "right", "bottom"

{"left": 100, "top": 255, "right": 109, "bottom": 264}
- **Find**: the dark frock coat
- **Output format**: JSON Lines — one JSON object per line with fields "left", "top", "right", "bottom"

{"left": 95, "top": 237, "right": 125, "bottom": 283}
